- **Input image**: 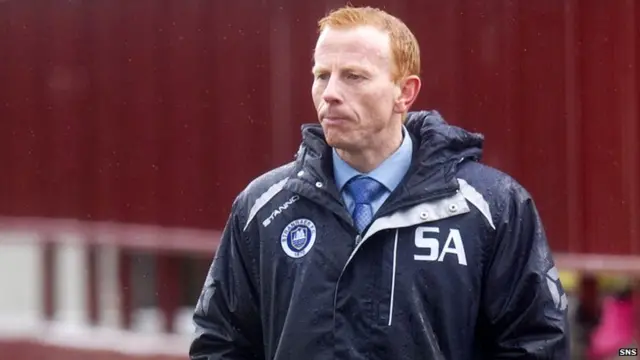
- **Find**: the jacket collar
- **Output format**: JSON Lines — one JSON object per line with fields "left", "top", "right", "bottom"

{"left": 291, "top": 110, "right": 485, "bottom": 214}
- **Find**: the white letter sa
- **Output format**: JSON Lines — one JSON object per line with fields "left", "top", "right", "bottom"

{"left": 414, "top": 226, "right": 468, "bottom": 266}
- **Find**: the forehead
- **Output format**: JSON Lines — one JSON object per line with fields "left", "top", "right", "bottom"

{"left": 314, "top": 26, "right": 392, "bottom": 68}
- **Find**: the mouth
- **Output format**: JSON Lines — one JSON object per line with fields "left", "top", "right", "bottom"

{"left": 322, "top": 116, "right": 349, "bottom": 125}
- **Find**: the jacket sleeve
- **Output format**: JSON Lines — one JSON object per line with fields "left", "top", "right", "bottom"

{"left": 479, "top": 190, "right": 570, "bottom": 359}
{"left": 189, "top": 202, "right": 263, "bottom": 360}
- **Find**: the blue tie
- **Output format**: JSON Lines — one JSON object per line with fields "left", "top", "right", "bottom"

{"left": 346, "top": 176, "right": 385, "bottom": 234}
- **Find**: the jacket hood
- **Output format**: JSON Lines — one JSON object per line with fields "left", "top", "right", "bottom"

{"left": 404, "top": 110, "right": 484, "bottom": 166}
{"left": 290, "top": 111, "right": 485, "bottom": 218}
{"left": 298, "top": 110, "right": 484, "bottom": 167}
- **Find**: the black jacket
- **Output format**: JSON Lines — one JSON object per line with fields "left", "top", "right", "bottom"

{"left": 190, "top": 111, "right": 570, "bottom": 359}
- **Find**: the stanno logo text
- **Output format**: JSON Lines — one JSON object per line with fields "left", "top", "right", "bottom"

{"left": 263, "top": 195, "right": 299, "bottom": 227}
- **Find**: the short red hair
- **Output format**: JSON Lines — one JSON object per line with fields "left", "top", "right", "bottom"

{"left": 317, "top": 5, "right": 421, "bottom": 82}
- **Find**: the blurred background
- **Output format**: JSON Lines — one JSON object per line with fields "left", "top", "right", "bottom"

{"left": 0, "top": 0, "right": 638, "bottom": 359}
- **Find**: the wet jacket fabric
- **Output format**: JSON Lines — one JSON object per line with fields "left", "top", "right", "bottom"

{"left": 189, "top": 110, "right": 570, "bottom": 360}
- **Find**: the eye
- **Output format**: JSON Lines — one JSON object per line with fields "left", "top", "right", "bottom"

{"left": 346, "top": 72, "right": 363, "bottom": 81}
{"left": 314, "top": 73, "right": 329, "bottom": 81}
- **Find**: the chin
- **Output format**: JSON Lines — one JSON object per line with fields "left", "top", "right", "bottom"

{"left": 323, "top": 130, "right": 345, "bottom": 148}
{"left": 324, "top": 132, "right": 359, "bottom": 152}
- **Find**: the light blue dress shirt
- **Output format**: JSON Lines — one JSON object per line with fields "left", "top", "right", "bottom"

{"left": 332, "top": 126, "right": 413, "bottom": 216}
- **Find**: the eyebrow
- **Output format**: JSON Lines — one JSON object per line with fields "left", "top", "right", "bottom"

{"left": 311, "top": 64, "right": 372, "bottom": 75}
{"left": 311, "top": 65, "right": 325, "bottom": 75}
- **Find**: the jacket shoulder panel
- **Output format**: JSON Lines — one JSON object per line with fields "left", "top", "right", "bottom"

{"left": 233, "top": 161, "right": 296, "bottom": 231}
{"left": 456, "top": 160, "right": 533, "bottom": 229}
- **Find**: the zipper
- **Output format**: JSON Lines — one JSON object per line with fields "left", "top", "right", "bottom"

{"left": 332, "top": 187, "right": 458, "bottom": 315}
{"left": 287, "top": 168, "right": 459, "bottom": 318}
{"left": 388, "top": 229, "right": 399, "bottom": 326}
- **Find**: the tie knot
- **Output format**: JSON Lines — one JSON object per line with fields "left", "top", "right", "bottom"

{"left": 346, "top": 176, "right": 385, "bottom": 204}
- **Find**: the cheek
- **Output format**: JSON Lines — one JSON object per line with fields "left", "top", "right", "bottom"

{"left": 311, "top": 85, "right": 324, "bottom": 107}
{"left": 359, "top": 90, "right": 394, "bottom": 116}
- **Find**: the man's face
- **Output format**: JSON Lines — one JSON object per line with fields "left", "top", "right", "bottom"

{"left": 312, "top": 26, "right": 402, "bottom": 152}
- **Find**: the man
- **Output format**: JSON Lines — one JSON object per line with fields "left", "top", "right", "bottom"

{"left": 190, "top": 5, "right": 570, "bottom": 359}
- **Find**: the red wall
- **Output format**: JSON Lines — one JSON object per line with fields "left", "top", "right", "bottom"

{"left": 0, "top": 0, "right": 638, "bottom": 255}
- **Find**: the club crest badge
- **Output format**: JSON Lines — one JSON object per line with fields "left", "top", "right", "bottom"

{"left": 280, "top": 218, "right": 316, "bottom": 258}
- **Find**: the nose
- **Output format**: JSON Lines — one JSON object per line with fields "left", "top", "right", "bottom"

{"left": 321, "top": 75, "right": 342, "bottom": 104}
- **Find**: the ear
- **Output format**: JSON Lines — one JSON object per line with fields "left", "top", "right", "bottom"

{"left": 393, "top": 75, "right": 421, "bottom": 114}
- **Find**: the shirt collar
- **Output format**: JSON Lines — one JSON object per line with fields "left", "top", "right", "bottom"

{"left": 332, "top": 126, "right": 413, "bottom": 192}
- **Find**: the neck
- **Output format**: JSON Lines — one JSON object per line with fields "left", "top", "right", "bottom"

{"left": 336, "top": 124, "right": 403, "bottom": 173}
